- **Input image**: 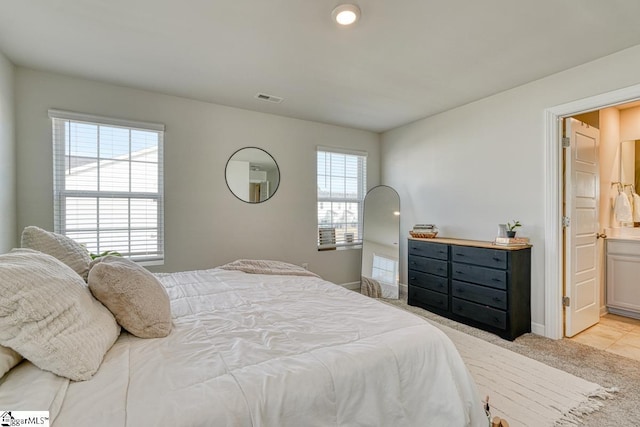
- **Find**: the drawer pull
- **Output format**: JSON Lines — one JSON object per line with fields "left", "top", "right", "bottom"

{"left": 492, "top": 278, "right": 502, "bottom": 282}
{"left": 457, "top": 253, "right": 465, "bottom": 257}
{"left": 456, "top": 288, "right": 464, "bottom": 293}
{"left": 493, "top": 297, "right": 502, "bottom": 302}
{"left": 493, "top": 257, "right": 501, "bottom": 262}
{"left": 410, "top": 276, "right": 416, "bottom": 281}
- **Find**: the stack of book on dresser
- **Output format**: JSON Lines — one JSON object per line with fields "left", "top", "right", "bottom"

{"left": 494, "top": 236, "right": 530, "bottom": 246}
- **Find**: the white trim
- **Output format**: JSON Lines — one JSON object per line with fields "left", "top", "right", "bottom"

{"left": 316, "top": 145, "right": 368, "bottom": 157}
{"left": 544, "top": 83, "right": 640, "bottom": 339}
{"left": 531, "top": 321, "right": 545, "bottom": 336}
{"left": 544, "top": 109, "right": 564, "bottom": 340}
{"left": 48, "top": 109, "right": 165, "bottom": 132}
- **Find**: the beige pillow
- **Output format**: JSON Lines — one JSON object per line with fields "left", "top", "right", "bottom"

{"left": 88, "top": 256, "right": 172, "bottom": 338}
{"left": 0, "top": 345, "right": 22, "bottom": 378}
{"left": 0, "top": 249, "right": 120, "bottom": 381}
{"left": 21, "top": 226, "right": 92, "bottom": 281}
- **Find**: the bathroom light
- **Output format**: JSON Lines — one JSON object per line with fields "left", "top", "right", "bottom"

{"left": 332, "top": 4, "right": 360, "bottom": 26}
{"left": 393, "top": 211, "right": 401, "bottom": 216}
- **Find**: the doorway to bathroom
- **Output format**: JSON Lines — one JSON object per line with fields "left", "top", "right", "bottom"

{"left": 565, "top": 103, "right": 640, "bottom": 359}
{"left": 544, "top": 84, "right": 640, "bottom": 343}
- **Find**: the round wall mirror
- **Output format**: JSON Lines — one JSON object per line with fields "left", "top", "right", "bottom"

{"left": 225, "top": 147, "right": 280, "bottom": 203}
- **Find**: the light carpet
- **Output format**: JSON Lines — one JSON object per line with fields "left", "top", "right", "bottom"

{"left": 383, "top": 300, "right": 616, "bottom": 427}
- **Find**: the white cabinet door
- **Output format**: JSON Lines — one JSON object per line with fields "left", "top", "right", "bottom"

{"left": 607, "top": 253, "right": 640, "bottom": 314}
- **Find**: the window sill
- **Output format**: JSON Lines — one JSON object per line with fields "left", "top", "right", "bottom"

{"left": 318, "top": 245, "right": 362, "bottom": 252}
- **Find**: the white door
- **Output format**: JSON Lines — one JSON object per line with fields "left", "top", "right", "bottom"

{"left": 564, "top": 118, "right": 601, "bottom": 337}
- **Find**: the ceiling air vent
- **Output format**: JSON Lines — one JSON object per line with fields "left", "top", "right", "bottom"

{"left": 255, "top": 93, "right": 284, "bottom": 104}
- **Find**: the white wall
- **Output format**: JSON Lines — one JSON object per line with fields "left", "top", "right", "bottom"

{"left": 381, "top": 44, "right": 640, "bottom": 332}
{"left": 598, "top": 108, "right": 620, "bottom": 232}
{"left": 15, "top": 68, "right": 380, "bottom": 284}
{"left": 227, "top": 160, "right": 250, "bottom": 201}
{"left": 620, "top": 105, "right": 640, "bottom": 141}
{"left": 0, "top": 52, "right": 16, "bottom": 252}
{"left": 598, "top": 108, "right": 621, "bottom": 315}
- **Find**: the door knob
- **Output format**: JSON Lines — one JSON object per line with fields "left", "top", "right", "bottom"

{"left": 596, "top": 233, "right": 607, "bottom": 239}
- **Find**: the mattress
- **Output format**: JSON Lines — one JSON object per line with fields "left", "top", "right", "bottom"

{"left": 1, "top": 267, "right": 486, "bottom": 426}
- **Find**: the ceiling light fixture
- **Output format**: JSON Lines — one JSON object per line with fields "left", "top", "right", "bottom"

{"left": 331, "top": 4, "right": 360, "bottom": 26}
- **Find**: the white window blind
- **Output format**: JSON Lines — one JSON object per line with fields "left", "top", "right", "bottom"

{"left": 317, "top": 147, "right": 367, "bottom": 249}
{"left": 49, "top": 110, "right": 165, "bottom": 264}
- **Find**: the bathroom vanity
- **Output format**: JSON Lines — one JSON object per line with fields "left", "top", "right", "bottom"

{"left": 606, "top": 233, "right": 640, "bottom": 319}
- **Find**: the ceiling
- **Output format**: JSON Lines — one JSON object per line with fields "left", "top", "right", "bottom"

{"left": 2, "top": 1, "right": 640, "bottom": 133}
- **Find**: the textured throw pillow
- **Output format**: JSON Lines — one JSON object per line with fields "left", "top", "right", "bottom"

{"left": 0, "top": 345, "right": 22, "bottom": 378}
{"left": 88, "top": 256, "right": 172, "bottom": 338}
{"left": 0, "top": 249, "right": 120, "bottom": 381}
{"left": 21, "top": 226, "right": 92, "bottom": 281}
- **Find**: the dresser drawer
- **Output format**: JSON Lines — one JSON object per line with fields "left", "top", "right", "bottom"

{"left": 408, "top": 240, "right": 448, "bottom": 260}
{"left": 451, "top": 281, "right": 507, "bottom": 310}
{"left": 408, "top": 255, "right": 448, "bottom": 277}
{"left": 452, "top": 246, "right": 507, "bottom": 269}
{"left": 408, "top": 270, "right": 448, "bottom": 294}
{"left": 409, "top": 286, "right": 449, "bottom": 311}
{"left": 451, "top": 263, "right": 507, "bottom": 290}
{"left": 452, "top": 298, "right": 506, "bottom": 329}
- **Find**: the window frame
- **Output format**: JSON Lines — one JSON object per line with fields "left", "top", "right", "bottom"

{"left": 49, "top": 109, "right": 165, "bottom": 265}
{"left": 316, "top": 146, "right": 368, "bottom": 250}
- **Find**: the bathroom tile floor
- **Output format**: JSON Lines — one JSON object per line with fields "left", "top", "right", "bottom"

{"left": 569, "top": 314, "right": 640, "bottom": 362}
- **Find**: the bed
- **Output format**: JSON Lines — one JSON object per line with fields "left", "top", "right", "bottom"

{"left": 1, "top": 254, "right": 486, "bottom": 426}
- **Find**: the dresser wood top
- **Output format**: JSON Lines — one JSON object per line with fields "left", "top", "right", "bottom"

{"left": 409, "top": 236, "right": 532, "bottom": 251}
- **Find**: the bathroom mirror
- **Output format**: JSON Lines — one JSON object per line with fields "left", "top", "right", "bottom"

{"left": 620, "top": 139, "right": 640, "bottom": 193}
{"left": 225, "top": 147, "right": 280, "bottom": 203}
{"left": 360, "top": 185, "right": 400, "bottom": 299}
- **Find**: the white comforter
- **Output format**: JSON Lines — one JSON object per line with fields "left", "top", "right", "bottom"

{"left": 1, "top": 268, "right": 486, "bottom": 426}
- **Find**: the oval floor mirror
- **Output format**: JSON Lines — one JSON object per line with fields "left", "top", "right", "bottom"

{"left": 361, "top": 185, "right": 400, "bottom": 299}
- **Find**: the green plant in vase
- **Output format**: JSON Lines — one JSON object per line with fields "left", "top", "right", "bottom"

{"left": 506, "top": 220, "right": 522, "bottom": 238}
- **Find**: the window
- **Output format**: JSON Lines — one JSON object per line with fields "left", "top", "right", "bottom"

{"left": 49, "top": 110, "right": 164, "bottom": 264}
{"left": 317, "top": 147, "right": 367, "bottom": 249}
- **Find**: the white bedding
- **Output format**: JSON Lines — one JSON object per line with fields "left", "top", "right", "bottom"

{"left": 1, "top": 267, "right": 486, "bottom": 426}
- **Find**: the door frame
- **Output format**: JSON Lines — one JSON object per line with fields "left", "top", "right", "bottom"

{"left": 544, "top": 84, "right": 640, "bottom": 339}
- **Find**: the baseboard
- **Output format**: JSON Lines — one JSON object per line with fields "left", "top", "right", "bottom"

{"left": 607, "top": 306, "right": 640, "bottom": 320}
{"left": 340, "top": 281, "right": 360, "bottom": 291}
{"left": 531, "top": 321, "right": 545, "bottom": 336}
{"left": 600, "top": 306, "right": 608, "bottom": 317}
